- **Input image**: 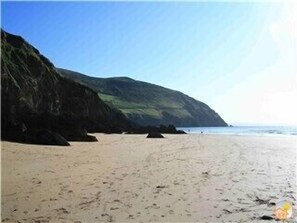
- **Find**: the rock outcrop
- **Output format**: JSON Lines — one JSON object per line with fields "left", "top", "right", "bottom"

{"left": 147, "top": 132, "right": 164, "bottom": 138}
{"left": 127, "top": 125, "right": 186, "bottom": 134}
{"left": 1, "top": 30, "right": 131, "bottom": 145}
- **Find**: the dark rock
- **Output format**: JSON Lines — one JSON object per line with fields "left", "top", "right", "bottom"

{"left": 259, "top": 215, "right": 274, "bottom": 220}
{"left": 1, "top": 29, "right": 132, "bottom": 145}
{"left": 59, "top": 127, "right": 98, "bottom": 142}
{"left": 147, "top": 132, "right": 164, "bottom": 138}
{"left": 66, "top": 134, "right": 98, "bottom": 142}
{"left": 104, "top": 127, "right": 123, "bottom": 134}
{"left": 5, "top": 128, "right": 70, "bottom": 146}
{"left": 127, "top": 124, "right": 186, "bottom": 135}
{"left": 24, "top": 129, "right": 70, "bottom": 146}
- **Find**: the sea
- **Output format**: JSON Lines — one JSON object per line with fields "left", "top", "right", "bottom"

{"left": 177, "top": 126, "right": 297, "bottom": 136}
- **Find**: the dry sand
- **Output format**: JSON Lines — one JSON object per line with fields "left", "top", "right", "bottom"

{"left": 1, "top": 134, "right": 296, "bottom": 222}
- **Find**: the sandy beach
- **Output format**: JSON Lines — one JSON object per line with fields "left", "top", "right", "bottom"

{"left": 1, "top": 134, "right": 296, "bottom": 222}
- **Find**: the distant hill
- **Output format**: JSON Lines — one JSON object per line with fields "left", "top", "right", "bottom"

{"left": 59, "top": 68, "right": 227, "bottom": 127}
{"left": 1, "top": 30, "right": 131, "bottom": 145}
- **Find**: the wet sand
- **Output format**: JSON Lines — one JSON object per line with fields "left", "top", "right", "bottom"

{"left": 1, "top": 134, "right": 296, "bottom": 222}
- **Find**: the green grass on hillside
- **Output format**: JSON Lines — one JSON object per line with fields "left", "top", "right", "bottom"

{"left": 98, "top": 92, "right": 191, "bottom": 118}
{"left": 60, "top": 68, "right": 227, "bottom": 126}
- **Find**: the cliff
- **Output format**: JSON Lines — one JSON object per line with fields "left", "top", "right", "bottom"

{"left": 1, "top": 30, "right": 131, "bottom": 145}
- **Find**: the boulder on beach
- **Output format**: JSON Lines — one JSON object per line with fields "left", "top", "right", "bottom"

{"left": 126, "top": 124, "right": 187, "bottom": 135}
{"left": 147, "top": 132, "right": 164, "bottom": 138}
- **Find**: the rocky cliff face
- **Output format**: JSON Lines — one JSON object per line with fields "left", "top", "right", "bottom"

{"left": 59, "top": 69, "right": 228, "bottom": 127}
{"left": 1, "top": 30, "right": 131, "bottom": 145}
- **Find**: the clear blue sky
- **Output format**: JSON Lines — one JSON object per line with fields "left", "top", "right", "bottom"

{"left": 2, "top": 2, "right": 296, "bottom": 125}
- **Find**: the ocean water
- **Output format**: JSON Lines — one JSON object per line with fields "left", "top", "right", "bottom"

{"left": 177, "top": 126, "right": 297, "bottom": 136}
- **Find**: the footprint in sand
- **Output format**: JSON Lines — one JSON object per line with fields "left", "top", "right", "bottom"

{"left": 110, "top": 207, "right": 119, "bottom": 210}
{"left": 128, "top": 214, "right": 134, "bottom": 219}
{"left": 55, "top": 207, "right": 70, "bottom": 214}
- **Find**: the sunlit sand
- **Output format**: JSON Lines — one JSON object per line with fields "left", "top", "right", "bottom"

{"left": 2, "top": 134, "right": 296, "bottom": 222}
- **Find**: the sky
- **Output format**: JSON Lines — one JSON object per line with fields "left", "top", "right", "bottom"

{"left": 1, "top": 1, "right": 297, "bottom": 125}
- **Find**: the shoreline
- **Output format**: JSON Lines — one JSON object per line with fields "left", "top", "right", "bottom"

{"left": 183, "top": 133, "right": 297, "bottom": 137}
{"left": 177, "top": 125, "right": 297, "bottom": 137}
{"left": 2, "top": 134, "right": 296, "bottom": 222}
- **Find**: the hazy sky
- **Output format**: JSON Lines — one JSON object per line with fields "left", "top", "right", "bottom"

{"left": 2, "top": 2, "right": 297, "bottom": 125}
